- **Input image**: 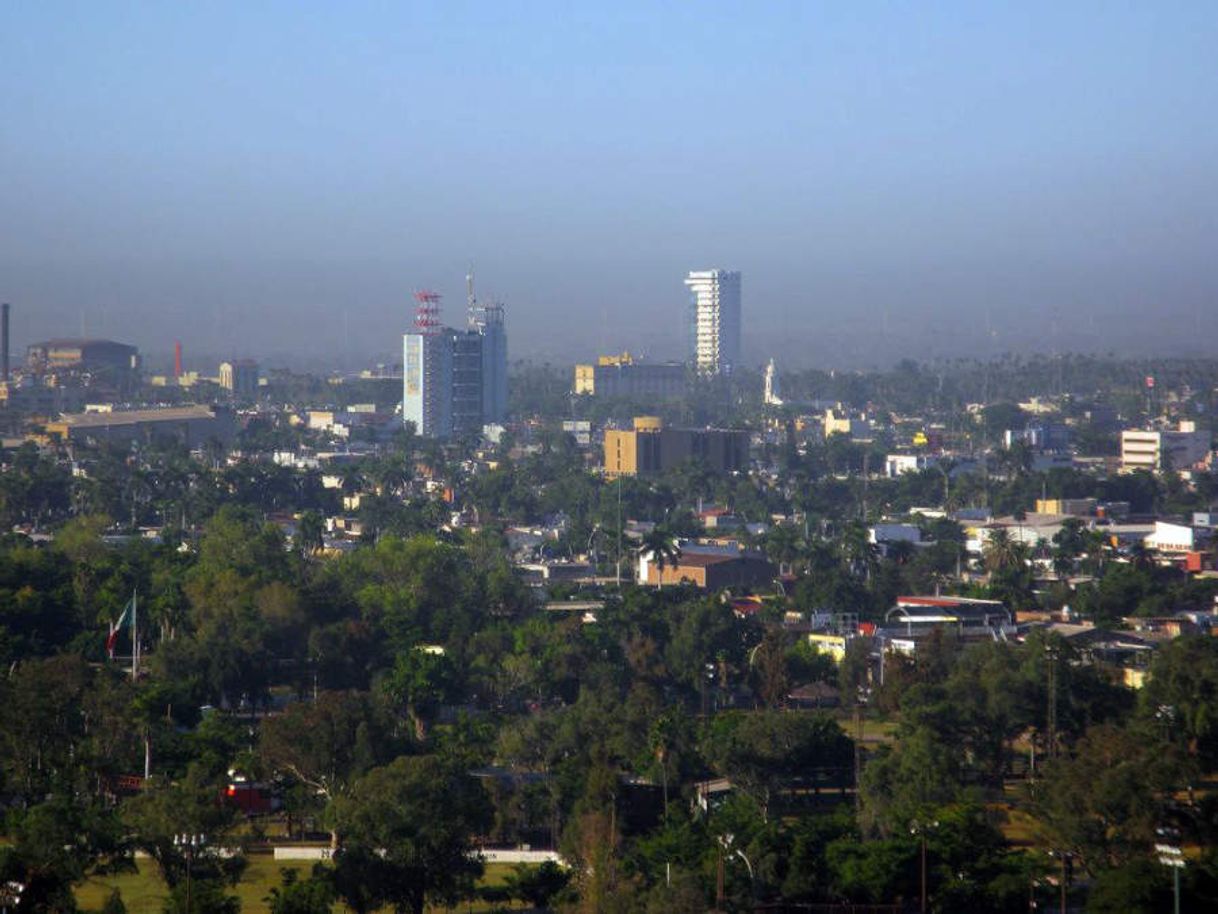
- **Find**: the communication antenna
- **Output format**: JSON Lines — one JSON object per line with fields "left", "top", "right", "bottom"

{"left": 466, "top": 265, "right": 477, "bottom": 321}
{"left": 413, "top": 290, "right": 442, "bottom": 335}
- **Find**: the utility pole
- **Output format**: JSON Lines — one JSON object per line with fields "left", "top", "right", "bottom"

{"left": 861, "top": 450, "right": 869, "bottom": 520}
{"left": 853, "top": 695, "right": 864, "bottom": 816}
{"left": 715, "top": 844, "right": 725, "bottom": 911}
{"left": 131, "top": 589, "right": 139, "bottom": 680}
{"left": 1046, "top": 643, "right": 1059, "bottom": 760}
{"left": 616, "top": 475, "right": 623, "bottom": 587}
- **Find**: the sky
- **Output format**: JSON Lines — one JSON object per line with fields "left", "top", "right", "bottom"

{"left": 2, "top": 1, "right": 1216, "bottom": 372}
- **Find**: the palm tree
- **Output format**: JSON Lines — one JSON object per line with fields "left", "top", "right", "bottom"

{"left": 295, "top": 510, "right": 325, "bottom": 558}
{"left": 639, "top": 527, "right": 680, "bottom": 588}
{"left": 838, "top": 521, "right": 878, "bottom": 583}
{"left": 1128, "top": 540, "right": 1156, "bottom": 573}
{"left": 982, "top": 526, "right": 1022, "bottom": 574}
{"left": 371, "top": 455, "right": 412, "bottom": 499}
{"left": 648, "top": 713, "right": 677, "bottom": 815}
{"left": 764, "top": 524, "right": 804, "bottom": 576}
{"left": 1081, "top": 529, "right": 1111, "bottom": 575}
{"left": 339, "top": 465, "right": 366, "bottom": 497}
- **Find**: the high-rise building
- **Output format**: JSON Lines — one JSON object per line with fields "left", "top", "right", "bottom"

{"left": 403, "top": 281, "right": 509, "bottom": 438}
{"left": 219, "top": 359, "right": 259, "bottom": 398}
{"left": 684, "top": 269, "right": 741, "bottom": 376}
{"left": 403, "top": 331, "right": 453, "bottom": 438}
{"left": 467, "top": 271, "right": 508, "bottom": 424}
{"left": 450, "top": 329, "right": 485, "bottom": 436}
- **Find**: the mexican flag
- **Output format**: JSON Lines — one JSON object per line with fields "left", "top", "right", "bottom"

{"left": 106, "top": 598, "right": 134, "bottom": 658}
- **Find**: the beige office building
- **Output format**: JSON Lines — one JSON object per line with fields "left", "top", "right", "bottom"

{"left": 604, "top": 416, "right": 748, "bottom": 477}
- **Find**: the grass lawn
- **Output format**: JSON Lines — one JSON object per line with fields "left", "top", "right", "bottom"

{"left": 830, "top": 711, "right": 900, "bottom": 745}
{"left": 76, "top": 857, "right": 527, "bottom": 914}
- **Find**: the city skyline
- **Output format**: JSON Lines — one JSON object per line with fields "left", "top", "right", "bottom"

{"left": 3, "top": 3, "right": 1217, "bottom": 369}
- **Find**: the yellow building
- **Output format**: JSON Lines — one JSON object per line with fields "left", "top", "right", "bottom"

{"left": 806, "top": 633, "right": 849, "bottom": 661}
{"left": 604, "top": 416, "right": 748, "bottom": 477}
{"left": 574, "top": 353, "right": 686, "bottom": 399}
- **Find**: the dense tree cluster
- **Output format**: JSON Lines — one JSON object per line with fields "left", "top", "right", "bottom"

{"left": 3, "top": 355, "right": 1218, "bottom": 911}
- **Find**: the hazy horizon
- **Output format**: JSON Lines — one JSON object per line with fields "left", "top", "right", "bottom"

{"left": 4, "top": 2, "right": 1216, "bottom": 372}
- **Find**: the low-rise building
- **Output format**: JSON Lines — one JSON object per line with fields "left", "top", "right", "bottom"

{"left": 640, "top": 551, "right": 775, "bottom": 589}
{"left": 823, "top": 405, "right": 872, "bottom": 441}
{"left": 46, "top": 405, "right": 236, "bottom": 448}
{"left": 1121, "top": 422, "right": 1211, "bottom": 472}
{"left": 1035, "top": 498, "right": 1098, "bottom": 516}
{"left": 0, "top": 380, "right": 85, "bottom": 415}
{"left": 27, "top": 338, "right": 139, "bottom": 375}
{"left": 604, "top": 416, "right": 748, "bottom": 477}
{"left": 574, "top": 353, "right": 687, "bottom": 400}
{"left": 884, "top": 596, "right": 1013, "bottom": 640}
{"left": 885, "top": 453, "right": 940, "bottom": 477}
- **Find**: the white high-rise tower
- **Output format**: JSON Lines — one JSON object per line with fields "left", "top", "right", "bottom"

{"left": 684, "top": 269, "right": 741, "bottom": 376}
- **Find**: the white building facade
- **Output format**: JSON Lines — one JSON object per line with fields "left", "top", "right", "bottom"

{"left": 403, "top": 332, "right": 452, "bottom": 438}
{"left": 1121, "top": 422, "right": 1211, "bottom": 472}
{"left": 684, "top": 269, "right": 741, "bottom": 376}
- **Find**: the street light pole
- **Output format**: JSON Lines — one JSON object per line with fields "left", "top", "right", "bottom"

{"left": 175, "top": 833, "right": 206, "bottom": 914}
{"left": 1156, "top": 827, "right": 1184, "bottom": 914}
{"left": 922, "top": 834, "right": 928, "bottom": 914}
{"left": 910, "top": 820, "right": 938, "bottom": 914}
{"left": 1059, "top": 853, "right": 1066, "bottom": 914}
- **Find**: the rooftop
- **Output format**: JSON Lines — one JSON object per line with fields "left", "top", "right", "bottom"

{"left": 52, "top": 405, "right": 220, "bottom": 428}
{"left": 31, "top": 338, "right": 136, "bottom": 349}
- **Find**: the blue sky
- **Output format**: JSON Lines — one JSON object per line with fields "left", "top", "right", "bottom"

{"left": 2, "top": 2, "right": 1216, "bottom": 369}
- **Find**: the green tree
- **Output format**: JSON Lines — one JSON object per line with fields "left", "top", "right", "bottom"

{"left": 258, "top": 691, "right": 403, "bottom": 845}
{"left": 1030, "top": 723, "right": 1179, "bottom": 875}
{"left": 0, "top": 797, "right": 132, "bottom": 913}
{"left": 381, "top": 648, "right": 458, "bottom": 741}
{"left": 501, "top": 861, "right": 571, "bottom": 909}
{"left": 122, "top": 765, "right": 243, "bottom": 889}
{"left": 330, "top": 756, "right": 492, "bottom": 914}
{"left": 700, "top": 711, "right": 852, "bottom": 820}
{"left": 293, "top": 510, "right": 325, "bottom": 558}
{"left": 265, "top": 866, "right": 336, "bottom": 914}
{"left": 162, "top": 880, "right": 240, "bottom": 914}
{"left": 1140, "top": 635, "right": 1218, "bottom": 768}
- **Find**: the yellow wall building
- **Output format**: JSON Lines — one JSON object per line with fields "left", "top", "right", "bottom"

{"left": 574, "top": 353, "right": 687, "bottom": 399}
{"left": 604, "top": 416, "right": 748, "bottom": 477}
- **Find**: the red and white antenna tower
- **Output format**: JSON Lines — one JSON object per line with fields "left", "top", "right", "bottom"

{"left": 413, "top": 290, "right": 442, "bottom": 335}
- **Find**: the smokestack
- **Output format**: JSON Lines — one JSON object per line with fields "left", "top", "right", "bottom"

{"left": 173, "top": 340, "right": 183, "bottom": 379}
{"left": 2, "top": 303, "right": 9, "bottom": 382}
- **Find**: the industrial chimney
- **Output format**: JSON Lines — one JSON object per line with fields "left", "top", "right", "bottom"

{"left": 1, "top": 303, "right": 9, "bottom": 382}
{"left": 174, "top": 339, "right": 183, "bottom": 380}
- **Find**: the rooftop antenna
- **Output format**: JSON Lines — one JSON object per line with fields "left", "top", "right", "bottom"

{"left": 466, "top": 265, "right": 477, "bottom": 328}
{"left": 413, "top": 290, "right": 442, "bottom": 335}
